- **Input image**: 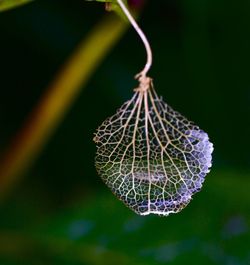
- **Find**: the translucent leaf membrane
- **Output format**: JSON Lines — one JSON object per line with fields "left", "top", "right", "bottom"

{"left": 94, "top": 83, "right": 213, "bottom": 216}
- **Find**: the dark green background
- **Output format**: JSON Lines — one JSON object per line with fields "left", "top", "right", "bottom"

{"left": 0, "top": 0, "right": 249, "bottom": 264}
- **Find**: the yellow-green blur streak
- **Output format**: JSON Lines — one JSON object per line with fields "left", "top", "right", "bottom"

{"left": 0, "top": 0, "right": 33, "bottom": 12}
{"left": 0, "top": 14, "right": 128, "bottom": 199}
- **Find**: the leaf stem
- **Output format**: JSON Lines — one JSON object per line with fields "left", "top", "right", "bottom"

{"left": 116, "top": 0, "right": 152, "bottom": 80}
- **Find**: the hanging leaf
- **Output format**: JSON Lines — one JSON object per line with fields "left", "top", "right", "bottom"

{"left": 0, "top": 0, "right": 33, "bottom": 12}
{"left": 94, "top": 80, "right": 213, "bottom": 216}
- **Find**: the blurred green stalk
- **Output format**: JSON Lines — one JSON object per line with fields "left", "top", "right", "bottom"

{"left": 0, "top": 14, "right": 129, "bottom": 201}
{"left": 0, "top": 0, "right": 33, "bottom": 12}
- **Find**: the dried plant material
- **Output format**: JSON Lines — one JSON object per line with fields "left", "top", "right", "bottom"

{"left": 94, "top": 0, "right": 213, "bottom": 216}
{"left": 94, "top": 79, "right": 213, "bottom": 216}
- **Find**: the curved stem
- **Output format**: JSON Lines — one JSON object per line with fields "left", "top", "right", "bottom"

{"left": 117, "top": 0, "right": 152, "bottom": 79}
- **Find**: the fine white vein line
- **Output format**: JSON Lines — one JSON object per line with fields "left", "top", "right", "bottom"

{"left": 148, "top": 89, "right": 190, "bottom": 189}
{"left": 130, "top": 92, "right": 143, "bottom": 192}
{"left": 143, "top": 90, "right": 152, "bottom": 212}
{"left": 145, "top": 97, "right": 186, "bottom": 187}
{"left": 104, "top": 92, "right": 141, "bottom": 161}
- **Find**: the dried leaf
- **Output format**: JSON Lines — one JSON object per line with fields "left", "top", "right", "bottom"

{"left": 94, "top": 81, "right": 213, "bottom": 216}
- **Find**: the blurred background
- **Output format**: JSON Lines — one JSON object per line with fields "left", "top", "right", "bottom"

{"left": 0, "top": 0, "right": 249, "bottom": 264}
